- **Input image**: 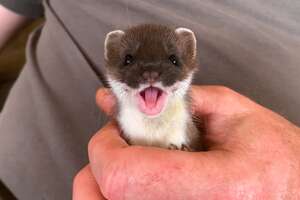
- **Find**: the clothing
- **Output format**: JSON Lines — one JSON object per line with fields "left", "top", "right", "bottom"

{"left": 0, "top": 0, "right": 43, "bottom": 18}
{"left": 0, "top": 0, "right": 300, "bottom": 199}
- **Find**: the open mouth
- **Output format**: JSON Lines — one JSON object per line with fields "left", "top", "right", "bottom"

{"left": 137, "top": 86, "right": 167, "bottom": 116}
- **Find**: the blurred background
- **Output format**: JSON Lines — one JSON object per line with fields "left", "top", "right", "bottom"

{"left": 0, "top": 19, "right": 42, "bottom": 200}
{"left": 0, "top": 20, "right": 42, "bottom": 111}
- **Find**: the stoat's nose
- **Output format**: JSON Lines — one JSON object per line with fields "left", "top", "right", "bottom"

{"left": 142, "top": 71, "right": 160, "bottom": 84}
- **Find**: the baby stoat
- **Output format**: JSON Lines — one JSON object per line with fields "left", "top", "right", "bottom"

{"left": 103, "top": 24, "right": 202, "bottom": 151}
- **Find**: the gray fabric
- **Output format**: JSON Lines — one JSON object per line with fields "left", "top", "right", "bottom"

{"left": 0, "top": 0, "right": 300, "bottom": 199}
{"left": 0, "top": 0, "right": 43, "bottom": 18}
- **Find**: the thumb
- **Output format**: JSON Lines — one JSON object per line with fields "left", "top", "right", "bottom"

{"left": 190, "top": 86, "right": 259, "bottom": 149}
{"left": 190, "top": 85, "right": 256, "bottom": 117}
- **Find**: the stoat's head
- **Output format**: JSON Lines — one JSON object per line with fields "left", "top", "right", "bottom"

{"left": 104, "top": 24, "right": 198, "bottom": 117}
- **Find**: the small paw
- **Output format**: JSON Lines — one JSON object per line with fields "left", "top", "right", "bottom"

{"left": 168, "top": 144, "right": 192, "bottom": 151}
{"left": 181, "top": 144, "right": 192, "bottom": 152}
{"left": 168, "top": 144, "right": 179, "bottom": 150}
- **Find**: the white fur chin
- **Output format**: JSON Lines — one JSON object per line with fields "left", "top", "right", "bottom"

{"left": 107, "top": 73, "right": 194, "bottom": 148}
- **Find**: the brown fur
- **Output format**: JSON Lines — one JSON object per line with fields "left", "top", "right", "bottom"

{"left": 104, "top": 24, "right": 198, "bottom": 88}
{"left": 104, "top": 24, "right": 203, "bottom": 151}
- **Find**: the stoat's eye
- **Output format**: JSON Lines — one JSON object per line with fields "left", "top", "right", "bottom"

{"left": 169, "top": 54, "right": 179, "bottom": 66}
{"left": 124, "top": 54, "right": 134, "bottom": 66}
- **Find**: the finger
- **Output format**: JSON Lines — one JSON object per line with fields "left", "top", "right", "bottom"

{"left": 91, "top": 146, "right": 231, "bottom": 199}
{"left": 88, "top": 123, "right": 232, "bottom": 199}
{"left": 190, "top": 85, "right": 256, "bottom": 117}
{"left": 89, "top": 121, "right": 128, "bottom": 159}
{"left": 96, "top": 88, "right": 116, "bottom": 116}
{"left": 73, "top": 165, "right": 107, "bottom": 200}
{"left": 88, "top": 121, "right": 128, "bottom": 180}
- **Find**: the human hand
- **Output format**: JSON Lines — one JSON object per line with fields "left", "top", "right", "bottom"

{"left": 73, "top": 165, "right": 107, "bottom": 200}
{"left": 74, "top": 86, "right": 300, "bottom": 200}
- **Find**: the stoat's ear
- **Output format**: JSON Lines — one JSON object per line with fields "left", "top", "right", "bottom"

{"left": 175, "top": 27, "right": 197, "bottom": 60}
{"left": 104, "top": 30, "right": 125, "bottom": 60}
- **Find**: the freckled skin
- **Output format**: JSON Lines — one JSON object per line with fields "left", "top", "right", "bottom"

{"left": 78, "top": 86, "right": 300, "bottom": 200}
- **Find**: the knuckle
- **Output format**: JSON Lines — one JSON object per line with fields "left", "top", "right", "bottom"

{"left": 215, "top": 86, "right": 235, "bottom": 95}
{"left": 73, "top": 168, "right": 85, "bottom": 190}
{"left": 88, "top": 132, "right": 105, "bottom": 161}
{"left": 215, "top": 86, "right": 242, "bottom": 103}
{"left": 88, "top": 128, "right": 108, "bottom": 153}
{"left": 88, "top": 133, "right": 98, "bottom": 156}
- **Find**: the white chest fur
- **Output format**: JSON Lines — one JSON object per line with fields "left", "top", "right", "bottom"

{"left": 118, "top": 96, "right": 191, "bottom": 148}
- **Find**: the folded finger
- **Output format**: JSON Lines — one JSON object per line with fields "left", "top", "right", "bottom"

{"left": 73, "top": 165, "right": 107, "bottom": 200}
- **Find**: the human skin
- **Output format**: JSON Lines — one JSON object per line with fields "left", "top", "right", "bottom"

{"left": 0, "top": 5, "right": 29, "bottom": 51}
{"left": 73, "top": 86, "right": 300, "bottom": 200}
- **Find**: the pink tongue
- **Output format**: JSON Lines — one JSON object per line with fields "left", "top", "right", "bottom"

{"left": 137, "top": 87, "right": 167, "bottom": 116}
{"left": 144, "top": 87, "right": 159, "bottom": 108}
